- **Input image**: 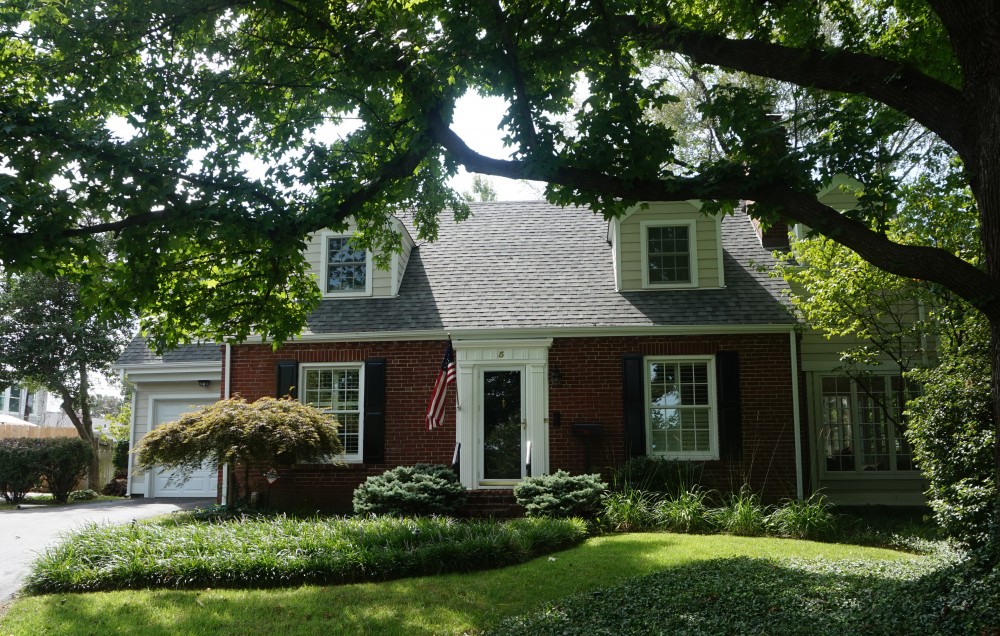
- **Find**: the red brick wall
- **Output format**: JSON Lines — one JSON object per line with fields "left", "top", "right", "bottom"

{"left": 546, "top": 334, "right": 797, "bottom": 501}
{"left": 228, "top": 333, "right": 798, "bottom": 510}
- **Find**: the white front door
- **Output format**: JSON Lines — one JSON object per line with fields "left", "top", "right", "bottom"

{"left": 150, "top": 399, "right": 218, "bottom": 498}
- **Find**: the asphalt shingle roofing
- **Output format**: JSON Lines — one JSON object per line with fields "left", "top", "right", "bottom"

{"left": 306, "top": 200, "right": 794, "bottom": 334}
{"left": 118, "top": 201, "right": 795, "bottom": 365}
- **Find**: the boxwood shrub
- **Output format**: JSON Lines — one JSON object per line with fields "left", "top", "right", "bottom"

{"left": 513, "top": 470, "right": 607, "bottom": 518}
{"left": 353, "top": 463, "right": 465, "bottom": 516}
{"left": 38, "top": 438, "right": 93, "bottom": 503}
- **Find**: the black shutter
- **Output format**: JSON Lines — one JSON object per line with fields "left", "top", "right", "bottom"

{"left": 363, "top": 358, "right": 387, "bottom": 463}
{"left": 622, "top": 352, "right": 646, "bottom": 459}
{"left": 276, "top": 360, "right": 299, "bottom": 399}
{"left": 716, "top": 351, "right": 742, "bottom": 460}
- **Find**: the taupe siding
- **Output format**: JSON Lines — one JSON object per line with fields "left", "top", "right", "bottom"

{"left": 618, "top": 201, "right": 722, "bottom": 290}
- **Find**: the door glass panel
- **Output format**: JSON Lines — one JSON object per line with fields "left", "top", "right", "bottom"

{"left": 483, "top": 370, "right": 522, "bottom": 480}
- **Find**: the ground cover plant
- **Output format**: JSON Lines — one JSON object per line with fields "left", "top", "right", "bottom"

{"left": 24, "top": 513, "right": 586, "bottom": 593}
{"left": 487, "top": 547, "right": 998, "bottom": 636}
{"left": 2, "top": 533, "right": 919, "bottom": 636}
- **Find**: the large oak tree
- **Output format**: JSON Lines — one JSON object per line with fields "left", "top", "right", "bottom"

{"left": 1, "top": 1, "right": 998, "bottom": 527}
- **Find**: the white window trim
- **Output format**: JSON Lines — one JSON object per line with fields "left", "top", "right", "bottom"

{"left": 299, "top": 362, "right": 366, "bottom": 463}
{"left": 320, "top": 231, "right": 373, "bottom": 298}
{"left": 644, "top": 354, "right": 718, "bottom": 460}
{"left": 640, "top": 219, "right": 700, "bottom": 289}
{"left": 817, "top": 373, "right": 918, "bottom": 476}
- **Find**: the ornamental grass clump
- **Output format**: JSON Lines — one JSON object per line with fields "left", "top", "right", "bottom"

{"left": 353, "top": 463, "right": 465, "bottom": 516}
{"left": 711, "top": 485, "right": 770, "bottom": 536}
{"left": 513, "top": 470, "right": 608, "bottom": 519}
{"left": 24, "top": 514, "right": 587, "bottom": 593}
{"left": 655, "top": 487, "right": 712, "bottom": 533}
{"left": 768, "top": 493, "right": 838, "bottom": 540}
{"left": 601, "top": 489, "right": 659, "bottom": 532}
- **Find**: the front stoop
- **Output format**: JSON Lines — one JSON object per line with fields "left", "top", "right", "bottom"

{"left": 460, "top": 489, "right": 524, "bottom": 518}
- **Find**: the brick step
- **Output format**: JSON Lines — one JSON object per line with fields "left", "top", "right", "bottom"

{"left": 460, "top": 489, "right": 524, "bottom": 518}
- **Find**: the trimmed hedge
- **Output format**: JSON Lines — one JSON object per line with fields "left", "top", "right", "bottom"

{"left": 353, "top": 464, "right": 466, "bottom": 516}
{"left": 0, "top": 438, "right": 93, "bottom": 504}
{"left": 0, "top": 438, "right": 44, "bottom": 504}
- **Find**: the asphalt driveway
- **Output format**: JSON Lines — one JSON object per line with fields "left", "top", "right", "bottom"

{"left": 0, "top": 497, "right": 213, "bottom": 603}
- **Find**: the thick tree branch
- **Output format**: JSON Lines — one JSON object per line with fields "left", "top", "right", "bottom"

{"left": 621, "top": 18, "right": 968, "bottom": 156}
{"left": 431, "top": 117, "right": 1000, "bottom": 318}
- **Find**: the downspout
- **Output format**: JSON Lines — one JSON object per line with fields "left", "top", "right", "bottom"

{"left": 790, "top": 329, "right": 804, "bottom": 500}
{"left": 221, "top": 343, "right": 232, "bottom": 507}
{"left": 124, "top": 369, "right": 138, "bottom": 498}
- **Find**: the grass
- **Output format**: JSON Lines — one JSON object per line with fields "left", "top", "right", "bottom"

{"left": 0, "top": 493, "right": 122, "bottom": 511}
{"left": 24, "top": 514, "right": 587, "bottom": 593}
{"left": 1, "top": 533, "right": 919, "bottom": 635}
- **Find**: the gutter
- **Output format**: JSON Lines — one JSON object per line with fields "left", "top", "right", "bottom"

{"left": 221, "top": 343, "right": 232, "bottom": 507}
{"left": 790, "top": 329, "right": 804, "bottom": 499}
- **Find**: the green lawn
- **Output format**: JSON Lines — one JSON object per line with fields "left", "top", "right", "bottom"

{"left": 0, "top": 533, "right": 917, "bottom": 636}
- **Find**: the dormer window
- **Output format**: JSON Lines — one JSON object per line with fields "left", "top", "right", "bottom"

{"left": 641, "top": 220, "right": 699, "bottom": 288}
{"left": 325, "top": 234, "right": 372, "bottom": 296}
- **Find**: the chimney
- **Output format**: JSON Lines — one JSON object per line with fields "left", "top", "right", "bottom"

{"left": 743, "top": 202, "right": 790, "bottom": 250}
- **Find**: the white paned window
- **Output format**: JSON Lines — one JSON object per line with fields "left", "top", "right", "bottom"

{"left": 820, "top": 374, "right": 918, "bottom": 473}
{"left": 301, "top": 365, "right": 363, "bottom": 461}
{"left": 2, "top": 385, "right": 23, "bottom": 414}
{"left": 325, "top": 236, "right": 369, "bottom": 294}
{"left": 641, "top": 220, "right": 698, "bottom": 288}
{"left": 646, "top": 357, "right": 717, "bottom": 459}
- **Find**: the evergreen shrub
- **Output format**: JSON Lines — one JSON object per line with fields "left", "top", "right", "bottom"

{"left": 0, "top": 438, "right": 44, "bottom": 504}
{"left": 353, "top": 463, "right": 465, "bottom": 516}
{"left": 612, "top": 456, "right": 703, "bottom": 495}
{"left": 38, "top": 438, "right": 93, "bottom": 503}
{"left": 513, "top": 470, "right": 607, "bottom": 518}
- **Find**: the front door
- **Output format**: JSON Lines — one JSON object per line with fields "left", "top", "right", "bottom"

{"left": 480, "top": 368, "right": 525, "bottom": 483}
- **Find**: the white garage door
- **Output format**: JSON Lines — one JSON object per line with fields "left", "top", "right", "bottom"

{"left": 150, "top": 399, "right": 218, "bottom": 498}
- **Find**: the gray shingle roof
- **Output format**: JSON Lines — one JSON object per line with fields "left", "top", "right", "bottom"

{"left": 118, "top": 201, "right": 795, "bottom": 366}
{"left": 306, "top": 201, "right": 794, "bottom": 335}
{"left": 117, "top": 338, "right": 221, "bottom": 366}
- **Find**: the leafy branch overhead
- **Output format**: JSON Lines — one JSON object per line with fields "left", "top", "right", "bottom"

{"left": 3, "top": 1, "right": 999, "bottom": 351}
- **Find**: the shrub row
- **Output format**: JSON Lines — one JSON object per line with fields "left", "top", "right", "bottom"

{"left": 0, "top": 438, "right": 93, "bottom": 504}
{"left": 25, "top": 514, "right": 588, "bottom": 594}
{"left": 602, "top": 486, "right": 839, "bottom": 540}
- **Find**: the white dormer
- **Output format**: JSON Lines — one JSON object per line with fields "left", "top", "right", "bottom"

{"left": 303, "top": 216, "right": 416, "bottom": 298}
{"left": 610, "top": 201, "right": 725, "bottom": 292}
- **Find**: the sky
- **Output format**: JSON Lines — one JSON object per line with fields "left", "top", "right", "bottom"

{"left": 448, "top": 93, "right": 545, "bottom": 201}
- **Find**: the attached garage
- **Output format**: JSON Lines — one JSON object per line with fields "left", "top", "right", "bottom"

{"left": 115, "top": 341, "right": 223, "bottom": 500}
{"left": 148, "top": 398, "right": 218, "bottom": 498}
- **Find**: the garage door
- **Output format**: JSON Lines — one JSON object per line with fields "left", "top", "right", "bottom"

{"left": 150, "top": 399, "right": 218, "bottom": 498}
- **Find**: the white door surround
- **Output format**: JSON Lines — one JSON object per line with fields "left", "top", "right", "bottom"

{"left": 454, "top": 339, "right": 551, "bottom": 489}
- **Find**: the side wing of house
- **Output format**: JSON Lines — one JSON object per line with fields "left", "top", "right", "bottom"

{"left": 116, "top": 340, "right": 223, "bottom": 499}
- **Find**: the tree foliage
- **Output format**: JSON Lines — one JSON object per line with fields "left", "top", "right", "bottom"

{"left": 0, "top": 272, "right": 132, "bottom": 489}
{"left": 3, "top": 0, "right": 1000, "bottom": 540}
{"left": 134, "top": 396, "right": 344, "bottom": 503}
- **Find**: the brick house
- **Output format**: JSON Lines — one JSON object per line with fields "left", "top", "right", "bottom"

{"left": 117, "top": 198, "right": 925, "bottom": 509}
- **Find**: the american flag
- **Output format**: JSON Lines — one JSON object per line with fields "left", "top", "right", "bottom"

{"left": 426, "top": 338, "right": 456, "bottom": 430}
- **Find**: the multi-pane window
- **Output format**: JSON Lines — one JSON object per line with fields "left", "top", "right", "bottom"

{"left": 326, "top": 236, "right": 368, "bottom": 293}
{"left": 646, "top": 225, "right": 691, "bottom": 284}
{"left": 820, "top": 375, "right": 917, "bottom": 473}
{"left": 301, "top": 367, "right": 363, "bottom": 459}
{"left": 647, "top": 359, "right": 715, "bottom": 458}
{"left": 1, "top": 385, "right": 22, "bottom": 413}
